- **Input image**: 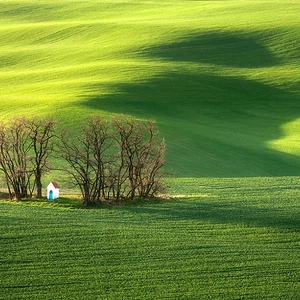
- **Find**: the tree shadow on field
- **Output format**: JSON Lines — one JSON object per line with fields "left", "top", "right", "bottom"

{"left": 145, "top": 31, "right": 281, "bottom": 68}
{"left": 0, "top": 191, "right": 11, "bottom": 200}
{"left": 81, "top": 31, "right": 300, "bottom": 177}
{"left": 125, "top": 198, "right": 300, "bottom": 231}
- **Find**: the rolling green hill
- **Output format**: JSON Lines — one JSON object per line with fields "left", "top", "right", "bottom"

{"left": 0, "top": 0, "right": 299, "bottom": 176}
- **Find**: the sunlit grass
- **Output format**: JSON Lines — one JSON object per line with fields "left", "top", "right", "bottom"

{"left": 267, "top": 118, "right": 300, "bottom": 155}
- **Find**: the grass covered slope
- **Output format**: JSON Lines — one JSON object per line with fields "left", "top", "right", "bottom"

{"left": 0, "top": 0, "right": 299, "bottom": 176}
{"left": 1, "top": 177, "right": 299, "bottom": 299}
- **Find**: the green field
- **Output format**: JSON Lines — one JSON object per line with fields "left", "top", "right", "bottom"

{"left": 0, "top": 1, "right": 300, "bottom": 299}
{"left": 0, "top": 0, "right": 299, "bottom": 177}
{"left": 1, "top": 177, "right": 299, "bottom": 299}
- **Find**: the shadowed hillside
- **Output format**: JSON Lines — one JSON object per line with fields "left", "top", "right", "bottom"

{"left": 0, "top": 1, "right": 299, "bottom": 178}
{"left": 146, "top": 31, "right": 281, "bottom": 68}
{"left": 83, "top": 31, "right": 300, "bottom": 177}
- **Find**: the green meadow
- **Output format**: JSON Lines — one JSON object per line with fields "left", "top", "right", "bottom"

{"left": 0, "top": 0, "right": 300, "bottom": 299}
{"left": 1, "top": 177, "right": 299, "bottom": 299}
{"left": 0, "top": 0, "right": 299, "bottom": 176}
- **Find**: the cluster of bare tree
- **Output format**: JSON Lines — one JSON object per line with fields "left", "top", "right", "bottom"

{"left": 60, "top": 116, "right": 166, "bottom": 205}
{"left": 0, "top": 115, "right": 166, "bottom": 205}
{"left": 0, "top": 117, "right": 55, "bottom": 200}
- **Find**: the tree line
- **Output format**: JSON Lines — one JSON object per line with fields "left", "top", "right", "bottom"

{"left": 0, "top": 115, "right": 166, "bottom": 205}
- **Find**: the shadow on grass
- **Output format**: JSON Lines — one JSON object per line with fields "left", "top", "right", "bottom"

{"left": 145, "top": 31, "right": 281, "bottom": 68}
{"left": 0, "top": 191, "right": 11, "bottom": 200}
{"left": 125, "top": 197, "right": 300, "bottom": 230}
{"left": 81, "top": 31, "right": 300, "bottom": 177}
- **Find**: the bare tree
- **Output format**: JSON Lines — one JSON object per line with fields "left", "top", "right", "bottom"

{"left": 136, "top": 138, "right": 166, "bottom": 199}
{"left": 0, "top": 116, "right": 56, "bottom": 199}
{"left": 0, "top": 114, "right": 166, "bottom": 202}
{"left": 0, "top": 117, "right": 33, "bottom": 200}
{"left": 59, "top": 116, "right": 112, "bottom": 205}
{"left": 58, "top": 115, "right": 166, "bottom": 204}
{"left": 27, "top": 116, "right": 56, "bottom": 198}
{"left": 112, "top": 117, "right": 166, "bottom": 200}
{"left": 84, "top": 116, "right": 112, "bottom": 200}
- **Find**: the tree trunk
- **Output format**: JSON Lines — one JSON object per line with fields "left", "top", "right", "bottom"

{"left": 36, "top": 178, "right": 42, "bottom": 198}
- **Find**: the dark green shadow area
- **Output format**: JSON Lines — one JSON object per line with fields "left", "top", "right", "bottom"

{"left": 81, "top": 32, "right": 299, "bottom": 177}
{"left": 145, "top": 31, "right": 281, "bottom": 68}
{"left": 122, "top": 177, "right": 300, "bottom": 230}
{"left": 124, "top": 199, "right": 300, "bottom": 230}
{"left": 82, "top": 73, "right": 299, "bottom": 177}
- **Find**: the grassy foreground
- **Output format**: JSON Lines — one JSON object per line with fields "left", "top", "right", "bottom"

{"left": 0, "top": 0, "right": 299, "bottom": 177}
{"left": 1, "top": 177, "right": 299, "bottom": 299}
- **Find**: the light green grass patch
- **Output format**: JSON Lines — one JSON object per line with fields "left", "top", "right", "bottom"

{"left": 267, "top": 118, "right": 300, "bottom": 156}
